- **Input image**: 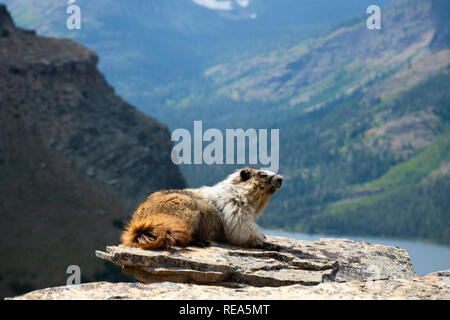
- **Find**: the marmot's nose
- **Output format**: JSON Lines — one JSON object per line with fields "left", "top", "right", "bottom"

{"left": 273, "top": 175, "right": 283, "bottom": 186}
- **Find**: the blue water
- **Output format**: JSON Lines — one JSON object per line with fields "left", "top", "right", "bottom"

{"left": 262, "top": 229, "right": 450, "bottom": 276}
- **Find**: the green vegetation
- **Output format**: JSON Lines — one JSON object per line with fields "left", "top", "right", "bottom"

{"left": 260, "top": 69, "right": 450, "bottom": 245}
{"left": 304, "top": 175, "right": 450, "bottom": 244}
{"left": 367, "top": 132, "right": 450, "bottom": 191}
{"left": 327, "top": 130, "right": 450, "bottom": 213}
{"left": 159, "top": 67, "right": 450, "bottom": 245}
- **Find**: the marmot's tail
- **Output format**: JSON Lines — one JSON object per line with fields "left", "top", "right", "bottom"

{"left": 120, "top": 214, "right": 191, "bottom": 250}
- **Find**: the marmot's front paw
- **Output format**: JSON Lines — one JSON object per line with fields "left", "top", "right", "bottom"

{"left": 262, "top": 242, "right": 282, "bottom": 251}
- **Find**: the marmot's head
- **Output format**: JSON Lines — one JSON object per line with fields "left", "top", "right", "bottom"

{"left": 230, "top": 167, "right": 283, "bottom": 215}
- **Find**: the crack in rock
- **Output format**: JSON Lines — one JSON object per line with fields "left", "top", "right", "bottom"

{"left": 96, "top": 236, "right": 417, "bottom": 288}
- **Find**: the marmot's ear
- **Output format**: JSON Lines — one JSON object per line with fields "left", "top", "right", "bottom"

{"left": 240, "top": 168, "right": 252, "bottom": 181}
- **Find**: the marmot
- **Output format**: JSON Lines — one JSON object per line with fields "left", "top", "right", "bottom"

{"left": 120, "top": 167, "right": 283, "bottom": 249}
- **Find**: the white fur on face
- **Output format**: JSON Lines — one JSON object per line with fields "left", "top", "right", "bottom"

{"left": 259, "top": 169, "right": 275, "bottom": 176}
{"left": 193, "top": 169, "right": 273, "bottom": 247}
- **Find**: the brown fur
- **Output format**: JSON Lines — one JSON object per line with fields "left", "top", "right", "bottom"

{"left": 120, "top": 214, "right": 192, "bottom": 250}
{"left": 120, "top": 190, "right": 225, "bottom": 250}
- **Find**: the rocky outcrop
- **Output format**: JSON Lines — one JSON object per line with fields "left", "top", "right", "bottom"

{"left": 9, "top": 273, "right": 450, "bottom": 300}
{"left": 95, "top": 236, "right": 417, "bottom": 287}
{"left": 0, "top": 5, "right": 185, "bottom": 298}
{"left": 8, "top": 236, "right": 450, "bottom": 300}
{"left": 0, "top": 4, "right": 186, "bottom": 211}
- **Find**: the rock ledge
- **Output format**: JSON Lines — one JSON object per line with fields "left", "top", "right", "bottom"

{"left": 8, "top": 236, "right": 450, "bottom": 300}
{"left": 95, "top": 236, "right": 417, "bottom": 287}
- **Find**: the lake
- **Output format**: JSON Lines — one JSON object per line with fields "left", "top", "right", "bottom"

{"left": 262, "top": 228, "right": 450, "bottom": 276}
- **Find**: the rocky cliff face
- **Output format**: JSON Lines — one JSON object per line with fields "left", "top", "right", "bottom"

{"left": 9, "top": 236, "right": 450, "bottom": 300}
{"left": 0, "top": 4, "right": 185, "bottom": 210}
{"left": 0, "top": 5, "right": 185, "bottom": 298}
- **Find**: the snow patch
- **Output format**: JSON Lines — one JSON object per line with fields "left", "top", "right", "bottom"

{"left": 192, "top": 0, "right": 233, "bottom": 11}
{"left": 192, "top": 0, "right": 252, "bottom": 11}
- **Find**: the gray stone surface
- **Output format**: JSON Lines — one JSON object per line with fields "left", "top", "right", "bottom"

{"left": 8, "top": 236, "right": 450, "bottom": 300}
{"left": 9, "top": 272, "right": 450, "bottom": 300}
{"left": 95, "top": 236, "right": 417, "bottom": 287}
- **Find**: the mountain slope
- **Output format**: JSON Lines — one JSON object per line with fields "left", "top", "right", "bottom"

{"left": 153, "top": 0, "right": 446, "bottom": 126}
{"left": 3, "top": 0, "right": 391, "bottom": 109}
{"left": 145, "top": 0, "right": 450, "bottom": 244}
{"left": 267, "top": 68, "right": 450, "bottom": 244}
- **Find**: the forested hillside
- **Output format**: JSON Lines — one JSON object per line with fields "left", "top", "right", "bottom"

{"left": 263, "top": 69, "right": 450, "bottom": 244}
{"left": 149, "top": 0, "right": 450, "bottom": 244}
